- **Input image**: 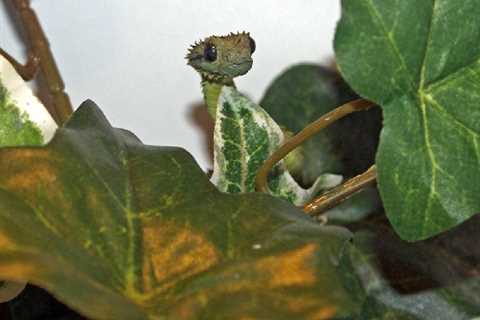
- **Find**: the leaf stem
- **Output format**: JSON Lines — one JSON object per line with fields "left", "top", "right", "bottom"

{"left": 303, "top": 165, "right": 377, "bottom": 216}
{"left": 2, "top": 0, "right": 73, "bottom": 125}
{"left": 254, "top": 98, "right": 376, "bottom": 210}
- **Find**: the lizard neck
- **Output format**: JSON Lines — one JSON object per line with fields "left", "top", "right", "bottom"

{"left": 201, "top": 77, "right": 235, "bottom": 119}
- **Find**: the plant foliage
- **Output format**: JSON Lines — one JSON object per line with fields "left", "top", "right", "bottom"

{"left": 0, "top": 101, "right": 362, "bottom": 319}
{"left": 335, "top": 0, "right": 480, "bottom": 240}
{"left": 1, "top": 1, "right": 480, "bottom": 318}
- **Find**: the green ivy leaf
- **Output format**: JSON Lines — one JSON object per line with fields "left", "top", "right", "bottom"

{"left": 0, "top": 101, "right": 361, "bottom": 319}
{"left": 335, "top": 0, "right": 480, "bottom": 240}
{"left": 212, "top": 86, "right": 341, "bottom": 205}
{"left": 0, "top": 55, "right": 57, "bottom": 146}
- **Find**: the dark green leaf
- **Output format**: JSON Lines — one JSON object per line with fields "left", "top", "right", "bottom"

{"left": 0, "top": 101, "right": 360, "bottom": 319}
{"left": 340, "top": 214, "right": 480, "bottom": 319}
{"left": 261, "top": 64, "right": 351, "bottom": 182}
{"left": 335, "top": 0, "right": 480, "bottom": 240}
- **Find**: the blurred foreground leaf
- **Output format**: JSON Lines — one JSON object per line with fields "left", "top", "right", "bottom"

{"left": 0, "top": 101, "right": 360, "bottom": 319}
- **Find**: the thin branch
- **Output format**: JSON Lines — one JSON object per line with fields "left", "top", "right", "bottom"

{"left": 0, "top": 47, "right": 39, "bottom": 80}
{"left": 255, "top": 98, "right": 374, "bottom": 190}
{"left": 304, "top": 165, "right": 377, "bottom": 216}
{"left": 254, "top": 98, "right": 379, "bottom": 216}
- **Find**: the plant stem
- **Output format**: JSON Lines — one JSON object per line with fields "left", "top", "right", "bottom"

{"left": 0, "top": 47, "right": 39, "bottom": 80}
{"left": 254, "top": 98, "right": 376, "bottom": 210}
{"left": 4, "top": 0, "right": 73, "bottom": 125}
{"left": 304, "top": 165, "right": 377, "bottom": 216}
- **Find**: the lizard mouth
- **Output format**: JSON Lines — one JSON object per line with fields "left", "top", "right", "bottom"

{"left": 200, "top": 59, "right": 253, "bottom": 82}
{"left": 225, "top": 59, "right": 253, "bottom": 76}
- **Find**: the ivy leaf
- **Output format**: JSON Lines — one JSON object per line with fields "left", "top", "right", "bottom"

{"left": 211, "top": 86, "right": 341, "bottom": 205}
{"left": 335, "top": 0, "right": 480, "bottom": 240}
{"left": 0, "top": 55, "right": 57, "bottom": 146}
{"left": 0, "top": 101, "right": 360, "bottom": 319}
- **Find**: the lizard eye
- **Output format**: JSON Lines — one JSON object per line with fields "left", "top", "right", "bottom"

{"left": 249, "top": 37, "right": 256, "bottom": 54}
{"left": 204, "top": 43, "right": 217, "bottom": 62}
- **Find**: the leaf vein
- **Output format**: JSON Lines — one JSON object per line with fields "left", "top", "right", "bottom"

{"left": 419, "top": 94, "right": 438, "bottom": 237}
{"left": 426, "top": 95, "right": 479, "bottom": 138}
{"left": 364, "top": 0, "right": 416, "bottom": 92}
{"left": 425, "top": 57, "right": 480, "bottom": 94}
{"left": 239, "top": 118, "right": 248, "bottom": 190}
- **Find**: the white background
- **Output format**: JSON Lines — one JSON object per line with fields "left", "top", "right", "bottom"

{"left": 0, "top": 0, "right": 340, "bottom": 170}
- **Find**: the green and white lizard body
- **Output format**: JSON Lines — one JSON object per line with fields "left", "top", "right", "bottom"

{"left": 187, "top": 32, "right": 341, "bottom": 205}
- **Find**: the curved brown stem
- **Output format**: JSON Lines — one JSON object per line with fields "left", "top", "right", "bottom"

{"left": 3, "top": 0, "right": 73, "bottom": 125}
{"left": 254, "top": 98, "right": 380, "bottom": 217}
{"left": 304, "top": 165, "right": 377, "bottom": 216}
{"left": 255, "top": 98, "right": 374, "bottom": 192}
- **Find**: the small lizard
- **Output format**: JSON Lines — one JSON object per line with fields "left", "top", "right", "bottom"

{"left": 186, "top": 32, "right": 341, "bottom": 204}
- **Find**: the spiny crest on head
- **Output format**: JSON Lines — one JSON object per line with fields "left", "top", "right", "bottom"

{"left": 186, "top": 31, "right": 252, "bottom": 61}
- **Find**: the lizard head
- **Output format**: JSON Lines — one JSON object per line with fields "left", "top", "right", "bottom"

{"left": 186, "top": 32, "right": 255, "bottom": 82}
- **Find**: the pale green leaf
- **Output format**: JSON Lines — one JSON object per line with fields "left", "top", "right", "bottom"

{"left": 211, "top": 86, "right": 341, "bottom": 205}
{"left": 0, "top": 55, "right": 57, "bottom": 146}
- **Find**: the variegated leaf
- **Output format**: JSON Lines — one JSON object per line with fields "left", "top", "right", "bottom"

{"left": 211, "top": 86, "right": 341, "bottom": 205}
{"left": 0, "top": 55, "right": 57, "bottom": 146}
